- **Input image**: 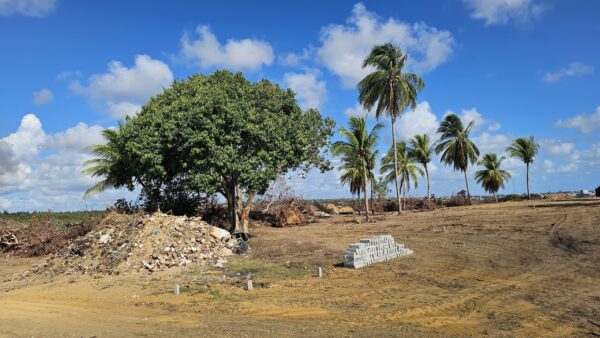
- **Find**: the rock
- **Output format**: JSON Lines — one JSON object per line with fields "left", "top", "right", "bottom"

{"left": 338, "top": 206, "right": 354, "bottom": 215}
{"left": 142, "top": 260, "right": 154, "bottom": 271}
{"left": 210, "top": 227, "right": 231, "bottom": 240}
{"left": 220, "top": 248, "right": 234, "bottom": 256}
{"left": 99, "top": 234, "right": 110, "bottom": 244}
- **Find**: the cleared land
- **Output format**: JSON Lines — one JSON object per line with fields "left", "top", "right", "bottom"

{"left": 1, "top": 199, "right": 599, "bottom": 337}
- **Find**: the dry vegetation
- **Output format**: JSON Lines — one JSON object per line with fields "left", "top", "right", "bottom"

{"left": 0, "top": 199, "right": 599, "bottom": 337}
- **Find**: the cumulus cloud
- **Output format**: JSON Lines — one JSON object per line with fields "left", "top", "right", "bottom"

{"left": 544, "top": 62, "right": 594, "bottom": 83}
{"left": 282, "top": 70, "right": 327, "bottom": 110}
{"left": 445, "top": 107, "right": 501, "bottom": 132}
{"left": 396, "top": 101, "right": 439, "bottom": 139}
{"left": 32, "top": 88, "right": 53, "bottom": 105}
{"left": 0, "top": 114, "right": 126, "bottom": 210}
{"left": 344, "top": 103, "right": 371, "bottom": 119}
{"left": 554, "top": 106, "right": 600, "bottom": 134}
{"left": 463, "top": 0, "right": 547, "bottom": 26}
{"left": 179, "top": 25, "right": 274, "bottom": 71}
{"left": 543, "top": 140, "right": 574, "bottom": 156}
{"left": 71, "top": 54, "right": 173, "bottom": 119}
{"left": 278, "top": 48, "right": 313, "bottom": 67}
{"left": 0, "top": 0, "right": 56, "bottom": 17}
{"left": 474, "top": 132, "right": 511, "bottom": 154}
{"left": 317, "top": 3, "right": 454, "bottom": 87}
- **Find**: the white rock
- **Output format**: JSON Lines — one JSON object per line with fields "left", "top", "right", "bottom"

{"left": 99, "top": 234, "right": 110, "bottom": 244}
{"left": 210, "top": 227, "right": 231, "bottom": 240}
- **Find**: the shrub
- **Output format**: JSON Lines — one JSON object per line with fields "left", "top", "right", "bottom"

{"left": 502, "top": 194, "right": 523, "bottom": 202}
{"left": 596, "top": 186, "right": 600, "bottom": 197}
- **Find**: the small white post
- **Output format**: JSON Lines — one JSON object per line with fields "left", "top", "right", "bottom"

{"left": 174, "top": 284, "right": 180, "bottom": 295}
{"left": 246, "top": 279, "right": 253, "bottom": 291}
{"left": 316, "top": 267, "right": 323, "bottom": 278}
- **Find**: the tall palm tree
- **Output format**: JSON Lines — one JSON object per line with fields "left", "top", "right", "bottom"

{"left": 82, "top": 124, "right": 132, "bottom": 198}
{"left": 358, "top": 43, "right": 425, "bottom": 214}
{"left": 381, "top": 141, "right": 424, "bottom": 211}
{"left": 408, "top": 134, "right": 433, "bottom": 207}
{"left": 506, "top": 136, "right": 540, "bottom": 200}
{"left": 435, "top": 114, "right": 480, "bottom": 204}
{"left": 475, "top": 153, "right": 512, "bottom": 203}
{"left": 332, "top": 116, "right": 383, "bottom": 221}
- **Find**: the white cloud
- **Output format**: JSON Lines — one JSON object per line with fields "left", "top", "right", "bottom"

{"left": 544, "top": 140, "right": 574, "bottom": 156}
{"left": 396, "top": 101, "right": 439, "bottom": 139}
{"left": 317, "top": 3, "right": 454, "bottom": 87}
{"left": 0, "top": 0, "right": 56, "bottom": 17}
{"left": 47, "top": 123, "right": 106, "bottom": 153}
{"left": 344, "top": 103, "right": 371, "bottom": 119}
{"left": 71, "top": 54, "right": 173, "bottom": 119}
{"left": 179, "top": 25, "right": 274, "bottom": 71}
{"left": 278, "top": 48, "right": 313, "bottom": 67}
{"left": 282, "top": 70, "right": 327, "bottom": 110}
{"left": 463, "top": 0, "right": 547, "bottom": 26}
{"left": 32, "top": 88, "right": 53, "bottom": 105}
{"left": 554, "top": 106, "right": 600, "bottom": 134}
{"left": 445, "top": 107, "right": 500, "bottom": 132}
{"left": 2, "top": 114, "right": 46, "bottom": 158}
{"left": 544, "top": 62, "right": 594, "bottom": 83}
{"left": 474, "top": 132, "right": 511, "bottom": 154}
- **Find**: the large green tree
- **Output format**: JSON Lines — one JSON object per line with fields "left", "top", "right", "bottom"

{"left": 84, "top": 71, "right": 334, "bottom": 233}
{"left": 475, "top": 153, "right": 512, "bottom": 203}
{"left": 435, "top": 114, "right": 480, "bottom": 204}
{"left": 506, "top": 136, "right": 540, "bottom": 200}
{"left": 332, "top": 116, "right": 383, "bottom": 221}
{"left": 358, "top": 43, "right": 424, "bottom": 214}
{"left": 381, "top": 141, "right": 424, "bottom": 210}
{"left": 408, "top": 134, "right": 433, "bottom": 207}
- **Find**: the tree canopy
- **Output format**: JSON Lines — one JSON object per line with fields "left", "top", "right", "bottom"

{"left": 84, "top": 70, "right": 335, "bottom": 232}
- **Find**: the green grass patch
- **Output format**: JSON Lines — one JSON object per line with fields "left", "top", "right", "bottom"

{"left": 0, "top": 210, "right": 105, "bottom": 227}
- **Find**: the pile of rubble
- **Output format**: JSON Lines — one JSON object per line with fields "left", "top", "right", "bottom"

{"left": 28, "top": 212, "right": 240, "bottom": 276}
{"left": 343, "top": 235, "right": 413, "bottom": 269}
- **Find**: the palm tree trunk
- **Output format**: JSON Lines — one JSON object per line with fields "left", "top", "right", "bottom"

{"left": 494, "top": 192, "right": 498, "bottom": 203}
{"left": 362, "top": 161, "right": 369, "bottom": 222}
{"left": 526, "top": 162, "right": 531, "bottom": 200}
{"left": 425, "top": 164, "right": 431, "bottom": 209}
{"left": 357, "top": 191, "right": 361, "bottom": 215}
{"left": 391, "top": 116, "right": 402, "bottom": 215}
{"left": 370, "top": 180, "right": 375, "bottom": 215}
{"left": 463, "top": 169, "right": 472, "bottom": 205}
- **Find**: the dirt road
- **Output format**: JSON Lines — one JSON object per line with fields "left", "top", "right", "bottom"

{"left": 1, "top": 199, "right": 599, "bottom": 337}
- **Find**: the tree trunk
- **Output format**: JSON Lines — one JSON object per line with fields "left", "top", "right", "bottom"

{"left": 425, "top": 164, "right": 431, "bottom": 209}
{"left": 391, "top": 116, "right": 402, "bottom": 215}
{"left": 357, "top": 190, "right": 361, "bottom": 216}
{"left": 363, "top": 161, "right": 369, "bottom": 222}
{"left": 463, "top": 169, "right": 472, "bottom": 205}
{"left": 370, "top": 180, "right": 375, "bottom": 215}
{"left": 526, "top": 162, "right": 531, "bottom": 200}
{"left": 494, "top": 192, "right": 498, "bottom": 203}
{"left": 223, "top": 179, "right": 256, "bottom": 234}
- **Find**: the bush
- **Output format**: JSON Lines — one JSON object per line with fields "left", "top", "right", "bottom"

{"left": 596, "top": 186, "right": 600, "bottom": 197}
{"left": 502, "top": 194, "right": 523, "bottom": 202}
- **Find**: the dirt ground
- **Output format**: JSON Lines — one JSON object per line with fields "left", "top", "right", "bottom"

{"left": 1, "top": 199, "right": 599, "bottom": 337}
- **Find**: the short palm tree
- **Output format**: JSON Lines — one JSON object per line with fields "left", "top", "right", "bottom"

{"left": 408, "top": 134, "right": 433, "bottom": 207}
{"left": 358, "top": 43, "right": 424, "bottom": 214}
{"left": 435, "top": 114, "right": 480, "bottom": 204}
{"left": 506, "top": 136, "right": 540, "bottom": 199}
{"left": 82, "top": 124, "right": 131, "bottom": 198}
{"left": 381, "top": 141, "right": 424, "bottom": 211}
{"left": 475, "top": 153, "right": 512, "bottom": 202}
{"left": 332, "top": 116, "right": 383, "bottom": 221}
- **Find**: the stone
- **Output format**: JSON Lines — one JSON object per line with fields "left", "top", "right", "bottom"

{"left": 210, "top": 227, "right": 231, "bottom": 240}
{"left": 99, "top": 234, "right": 110, "bottom": 244}
{"left": 323, "top": 203, "right": 339, "bottom": 215}
{"left": 337, "top": 206, "right": 354, "bottom": 215}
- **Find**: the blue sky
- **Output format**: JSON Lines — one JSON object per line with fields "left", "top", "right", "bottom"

{"left": 1, "top": 0, "right": 599, "bottom": 211}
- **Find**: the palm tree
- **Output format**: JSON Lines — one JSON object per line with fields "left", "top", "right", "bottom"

{"left": 381, "top": 141, "right": 424, "bottom": 211}
{"left": 332, "top": 116, "right": 383, "bottom": 221}
{"left": 358, "top": 43, "right": 425, "bottom": 214}
{"left": 82, "top": 124, "right": 131, "bottom": 198}
{"left": 475, "top": 153, "right": 512, "bottom": 202}
{"left": 506, "top": 136, "right": 540, "bottom": 200}
{"left": 408, "top": 134, "right": 433, "bottom": 208}
{"left": 435, "top": 114, "right": 480, "bottom": 204}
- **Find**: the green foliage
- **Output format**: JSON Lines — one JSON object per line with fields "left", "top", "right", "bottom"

{"left": 358, "top": 43, "right": 425, "bottom": 120}
{"left": 474, "top": 153, "right": 512, "bottom": 199}
{"left": 502, "top": 194, "right": 523, "bottom": 202}
{"left": 331, "top": 116, "right": 382, "bottom": 197}
{"left": 435, "top": 114, "right": 480, "bottom": 172}
{"left": 381, "top": 141, "right": 424, "bottom": 193}
{"left": 83, "top": 71, "right": 334, "bottom": 229}
{"left": 372, "top": 176, "right": 391, "bottom": 200}
{"left": 596, "top": 186, "right": 600, "bottom": 197}
{"left": 0, "top": 211, "right": 104, "bottom": 226}
{"left": 506, "top": 136, "right": 540, "bottom": 164}
{"left": 408, "top": 134, "right": 433, "bottom": 166}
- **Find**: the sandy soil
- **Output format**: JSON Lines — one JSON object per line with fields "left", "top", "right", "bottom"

{"left": 1, "top": 199, "right": 599, "bottom": 337}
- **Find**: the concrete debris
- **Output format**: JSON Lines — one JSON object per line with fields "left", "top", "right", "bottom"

{"left": 337, "top": 206, "right": 354, "bottom": 215}
{"left": 27, "top": 212, "right": 241, "bottom": 276}
{"left": 343, "top": 235, "right": 412, "bottom": 269}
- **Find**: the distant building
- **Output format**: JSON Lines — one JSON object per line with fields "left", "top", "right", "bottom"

{"left": 576, "top": 190, "right": 595, "bottom": 198}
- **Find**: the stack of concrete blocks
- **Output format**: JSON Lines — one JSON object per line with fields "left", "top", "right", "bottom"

{"left": 343, "top": 235, "right": 413, "bottom": 269}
